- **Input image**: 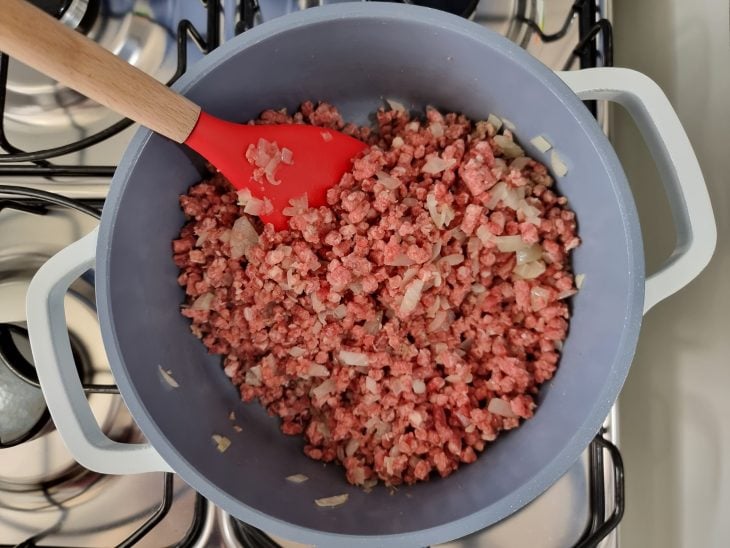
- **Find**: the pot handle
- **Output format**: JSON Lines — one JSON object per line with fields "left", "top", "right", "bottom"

{"left": 558, "top": 68, "right": 716, "bottom": 314}
{"left": 26, "top": 227, "right": 172, "bottom": 474}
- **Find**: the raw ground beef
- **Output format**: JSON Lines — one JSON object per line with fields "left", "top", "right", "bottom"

{"left": 173, "top": 101, "right": 580, "bottom": 487}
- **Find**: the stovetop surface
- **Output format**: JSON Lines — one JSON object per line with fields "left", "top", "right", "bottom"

{"left": 0, "top": 1, "right": 620, "bottom": 546}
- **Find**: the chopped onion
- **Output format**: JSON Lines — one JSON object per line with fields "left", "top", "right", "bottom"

{"left": 233, "top": 425, "right": 243, "bottom": 433}
{"left": 230, "top": 217, "right": 259, "bottom": 259}
{"left": 245, "top": 365, "right": 262, "bottom": 387}
{"left": 516, "top": 199, "right": 541, "bottom": 226}
{"left": 333, "top": 304, "right": 348, "bottom": 319}
{"left": 321, "top": 131, "right": 333, "bottom": 142}
{"left": 243, "top": 196, "right": 264, "bottom": 216}
{"left": 363, "top": 311, "right": 383, "bottom": 335}
{"left": 191, "top": 292, "right": 214, "bottom": 311}
{"left": 501, "top": 117, "right": 516, "bottom": 131}
{"left": 376, "top": 170, "right": 401, "bottom": 190}
{"left": 281, "top": 147, "right": 294, "bottom": 165}
{"left": 428, "top": 310, "right": 448, "bottom": 332}
{"left": 287, "top": 474, "right": 309, "bottom": 484}
{"left": 530, "top": 135, "right": 552, "bottom": 153}
{"left": 551, "top": 150, "right": 568, "bottom": 177}
{"left": 488, "top": 398, "right": 517, "bottom": 418}
{"left": 487, "top": 113, "right": 503, "bottom": 132}
{"left": 422, "top": 155, "right": 456, "bottom": 174}
{"left": 575, "top": 273, "right": 586, "bottom": 289}
{"left": 345, "top": 438, "right": 360, "bottom": 457}
{"left": 510, "top": 156, "right": 531, "bottom": 171}
{"left": 409, "top": 411, "right": 423, "bottom": 427}
{"left": 339, "top": 350, "right": 369, "bottom": 367}
{"left": 386, "top": 253, "right": 415, "bottom": 267}
{"left": 212, "top": 434, "right": 231, "bottom": 453}
{"left": 392, "top": 136, "right": 404, "bottom": 148}
{"left": 288, "top": 346, "right": 306, "bottom": 358}
{"left": 440, "top": 254, "right": 464, "bottom": 266}
{"left": 365, "top": 377, "right": 378, "bottom": 394}
{"left": 308, "top": 364, "right": 330, "bottom": 377}
{"left": 486, "top": 181, "right": 525, "bottom": 210}
{"left": 310, "top": 292, "right": 326, "bottom": 313}
{"left": 412, "top": 379, "right": 426, "bottom": 394}
{"left": 237, "top": 188, "right": 253, "bottom": 206}
{"left": 315, "top": 494, "right": 349, "bottom": 508}
{"left": 430, "top": 242, "right": 443, "bottom": 261}
{"left": 494, "top": 135, "right": 524, "bottom": 159}
{"left": 476, "top": 225, "right": 495, "bottom": 246}
{"left": 429, "top": 122, "right": 444, "bottom": 137}
{"left": 400, "top": 267, "right": 418, "bottom": 288}
{"left": 530, "top": 286, "right": 551, "bottom": 310}
{"left": 311, "top": 379, "right": 336, "bottom": 400}
{"left": 426, "top": 295, "right": 441, "bottom": 317}
{"left": 514, "top": 260, "right": 547, "bottom": 279}
{"left": 386, "top": 98, "right": 406, "bottom": 112}
{"left": 229, "top": 411, "right": 236, "bottom": 421}
{"left": 471, "top": 284, "right": 486, "bottom": 295}
{"left": 494, "top": 235, "right": 528, "bottom": 252}
{"left": 400, "top": 279, "right": 424, "bottom": 315}
{"left": 158, "top": 365, "right": 179, "bottom": 388}
{"left": 516, "top": 244, "right": 543, "bottom": 265}
{"left": 558, "top": 289, "right": 578, "bottom": 300}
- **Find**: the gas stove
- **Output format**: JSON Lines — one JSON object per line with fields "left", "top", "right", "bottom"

{"left": 0, "top": 1, "right": 621, "bottom": 546}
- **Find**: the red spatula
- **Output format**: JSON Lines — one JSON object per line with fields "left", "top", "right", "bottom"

{"left": 0, "top": 0, "right": 367, "bottom": 229}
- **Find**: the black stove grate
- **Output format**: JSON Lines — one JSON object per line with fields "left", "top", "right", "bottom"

{"left": 0, "top": 1, "right": 621, "bottom": 547}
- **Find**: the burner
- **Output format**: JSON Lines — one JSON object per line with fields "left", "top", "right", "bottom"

{"left": 4, "top": 0, "right": 177, "bottom": 128}
{"left": 29, "top": 0, "right": 101, "bottom": 34}
{"left": 0, "top": 323, "right": 49, "bottom": 448}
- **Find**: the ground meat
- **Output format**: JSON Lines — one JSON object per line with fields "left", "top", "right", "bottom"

{"left": 173, "top": 101, "right": 580, "bottom": 487}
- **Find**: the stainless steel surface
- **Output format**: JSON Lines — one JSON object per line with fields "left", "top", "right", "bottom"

{"left": 5, "top": 0, "right": 177, "bottom": 128}
{"left": 0, "top": 1, "right": 619, "bottom": 546}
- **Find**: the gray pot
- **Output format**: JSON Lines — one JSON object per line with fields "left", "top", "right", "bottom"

{"left": 26, "top": 4, "right": 715, "bottom": 547}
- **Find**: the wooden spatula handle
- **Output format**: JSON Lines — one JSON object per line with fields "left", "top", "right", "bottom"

{"left": 0, "top": 0, "right": 201, "bottom": 143}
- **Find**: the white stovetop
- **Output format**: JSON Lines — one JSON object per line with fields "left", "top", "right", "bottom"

{"left": 612, "top": 0, "right": 729, "bottom": 546}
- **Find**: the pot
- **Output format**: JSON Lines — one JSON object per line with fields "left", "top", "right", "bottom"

{"left": 25, "top": 4, "right": 715, "bottom": 547}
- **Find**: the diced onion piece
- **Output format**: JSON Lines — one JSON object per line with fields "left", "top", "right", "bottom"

{"left": 400, "top": 279, "right": 424, "bottom": 315}
{"left": 228, "top": 411, "right": 236, "bottom": 421}
{"left": 376, "top": 170, "right": 401, "bottom": 190}
{"left": 551, "top": 150, "right": 568, "bottom": 177}
{"left": 427, "top": 193, "right": 441, "bottom": 228}
{"left": 514, "top": 260, "right": 547, "bottom": 279}
{"left": 243, "top": 196, "right": 264, "bottom": 216}
{"left": 510, "top": 157, "right": 531, "bottom": 171}
{"left": 345, "top": 439, "right": 360, "bottom": 457}
{"left": 321, "top": 131, "right": 333, "bottom": 142}
{"left": 308, "top": 364, "right": 330, "bottom": 377}
{"left": 575, "top": 273, "right": 586, "bottom": 289}
{"left": 245, "top": 365, "right": 262, "bottom": 386}
{"left": 212, "top": 434, "right": 231, "bottom": 453}
{"left": 476, "top": 225, "right": 495, "bottom": 246}
{"left": 236, "top": 188, "right": 253, "bottom": 206}
{"left": 233, "top": 425, "right": 243, "bottom": 433}
{"left": 429, "top": 122, "right": 444, "bottom": 137}
{"left": 488, "top": 398, "right": 517, "bottom": 418}
{"left": 494, "top": 135, "right": 524, "bottom": 159}
{"left": 422, "top": 155, "right": 456, "bottom": 174}
{"left": 440, "top": 254, "right": 464, "bottom": 266}
{"left": 412, "top": 379, "right": 426, "bottom": 394}
{"left": 287, "top": 474, "right": 309, "bottom": 484}
{"left": 516, "top": 244, "right": 543, "bottom": 265}
{"left": 230, "top": 216, "right": 259, "bottom": 259}
{"left": 428, "top": 310, "right": 448, "bottom": 332}
{"left": 281, "top": 147, "right": 294, "bottom": 165}
{"left": 400, "top": 267, "right": 418, "bottom": 288}
{"left": 158, "top": 365, "right": 179, "bottom": 388}
{"left": 530, "top": 286, "right": 551, "bottom": 310}
{"left": 426, "top": 295, "right": 441, "bottom": 317}
{"left": 558, "top": 289, "right": 578, "bottom": 300}
{"left": 191, "top": 292, "right": 214, "bottom": 310}
{"left": 333, "top": 304, "right": 347, "bottom": 319}
{"left": 310, "top": 292, "right": 326, "bottom": 313}
{"left": 386, "top": 98, "right": 406, "bottom": 112}
{"left": 392, "top": 136, "right": 404, "bottom": 148}
{"left": 494, "top": 235, "right": 528, "bottom": 252}
{"left": 386, "top": 254, "right": 415, "bottom": 267}
{"left": 471, "top": 284, "right": 486, "bottom": 295}
{"left": 430, "top": 242, "right": 443, "bottom": 261}
{"left": 486, "top": 181, "right": 525, "bottom": 210}
{"left": 262, "top": 198, "right": 273, "bottom": 216}
{"left": 530, "top": 135, "right": 552, "bottom": 153}
{"left": 339, "top": 350, "right": 369, "bottom": 367}
{"left": 409, "top": 411, "right": 423, "bottom": 427}
{"left": 288, "top": 346, "right": 306, "bottom": 358}
{"left": 365, "top": 377, "right": 378, "bottom": 394}
{"left": 315, "top": 494, "right": 349, "bottom": 508}
{"left": 487, "top": 113, "right": 503, "bottom": 132}
{"left": 501, "top": 117, "right": 516, "bottom": 131}
{"left": 311, "top": 379, "right": 336, "bottom": 400}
